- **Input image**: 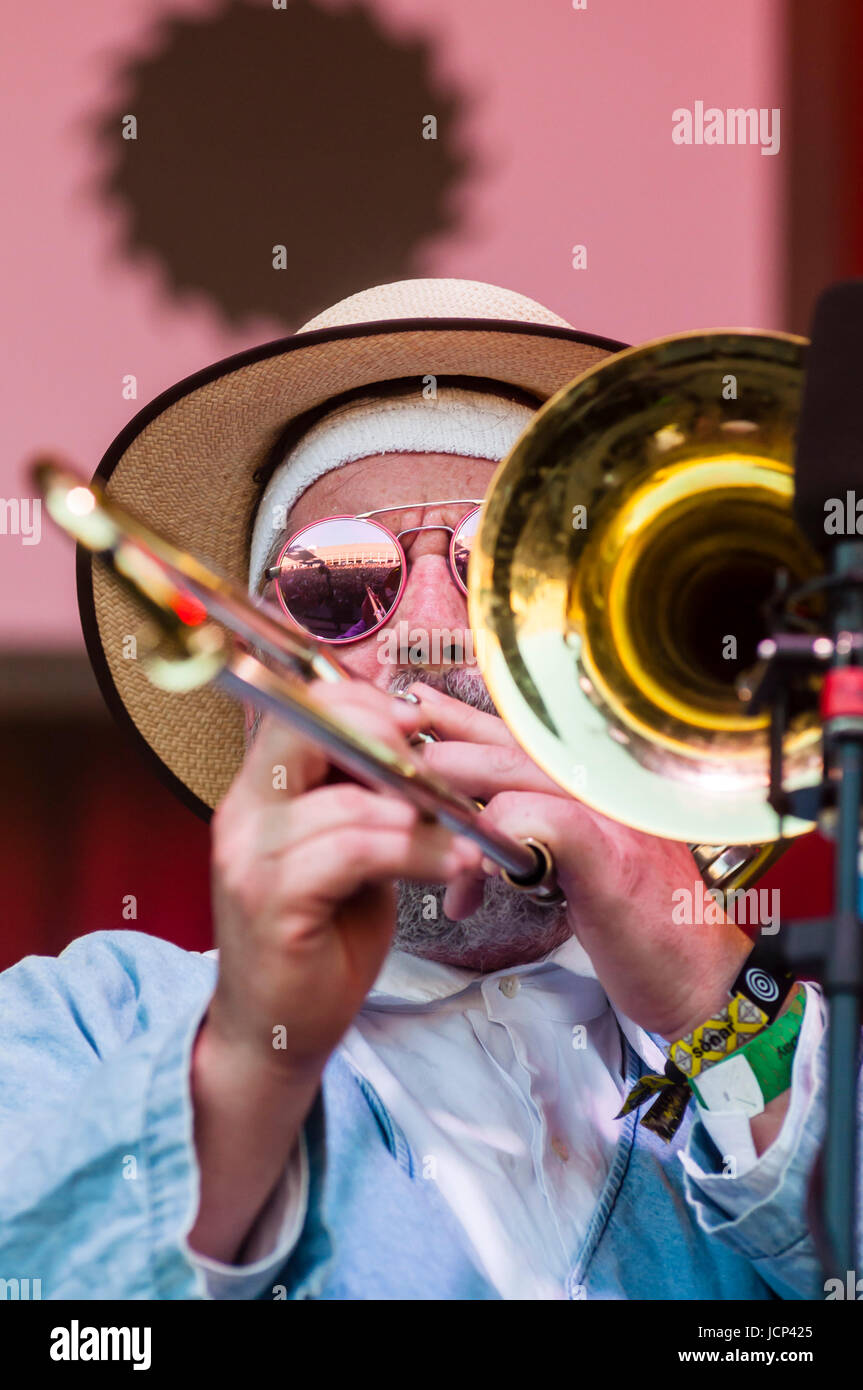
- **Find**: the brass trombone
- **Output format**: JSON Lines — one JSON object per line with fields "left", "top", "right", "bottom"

{"left": 469, "top": 327, "right": 824, "bottom": 885}
{"left": 33, "top": 458, "right": 560, "bottom": 901}
{"left": 33, "top": 328, "right": 825, "bottom": 903}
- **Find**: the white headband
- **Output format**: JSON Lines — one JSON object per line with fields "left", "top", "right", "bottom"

{"left": 248, "top": 386, "right": 536, "bottom": 591}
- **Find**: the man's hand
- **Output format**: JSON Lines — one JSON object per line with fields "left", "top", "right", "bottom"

{"left": 189, "top": 680, "right": 482, "bottom": 1263}
{"left": 207, "top": 680, "right": 482, "bottom": 1075}
{"left": 412, "top": 682, "right": 753, "bottom": 1043}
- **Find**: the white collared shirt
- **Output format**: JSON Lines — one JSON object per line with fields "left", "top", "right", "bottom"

{"left": 341, "top": 935, "right": 630, "bottom": 1298}
{"left": 188, "top": 936, "right": 791, "bottom": 1299}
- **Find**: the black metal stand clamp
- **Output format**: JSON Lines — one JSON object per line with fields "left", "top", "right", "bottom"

{"left": 742, "top": 543, "right": 863, "bottom": 1278}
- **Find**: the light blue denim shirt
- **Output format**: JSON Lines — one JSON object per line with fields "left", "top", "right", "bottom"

{"left": 0, "top": 929, "right": 854, "bottom": 1300}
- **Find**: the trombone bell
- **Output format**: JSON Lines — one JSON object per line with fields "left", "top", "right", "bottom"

{"left": 470, "top": 329, "right": 824, "bottom": 847}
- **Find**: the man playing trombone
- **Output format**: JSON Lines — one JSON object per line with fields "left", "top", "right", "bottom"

{"left": 0, "top": 279, "right": 839, "bottom": 1300}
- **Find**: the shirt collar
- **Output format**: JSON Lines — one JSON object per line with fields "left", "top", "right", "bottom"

{"left": 367, "top": 932, "right": 597, "bottom": 1005}
{"left": 366, "top": 935, "right": 667, "bottom": 1073}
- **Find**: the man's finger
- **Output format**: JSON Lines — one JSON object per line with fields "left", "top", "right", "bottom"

{"left": 276, "top": 823, "right": 483, "bottom": 910}
{"left": 419, "top": 738, "right": 561, "bottom": 799}
{"left": 408, "top": 681, "right": 514, "bottom": 747}
{"left": 469, "top": 788, "right": 608, "bottom": 895}
{"left": 441, "top": 865, "right": 488, "bottom": 921}
{"left": 238, "top": 680, "right": 425, "bottom": 803}
{"left": 251, "top": 784, "right": 419, "bottom": 859}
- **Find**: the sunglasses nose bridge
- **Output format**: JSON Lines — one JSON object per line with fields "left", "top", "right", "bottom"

{"left": 395, "top": 522, "right": 475, "bottom": 597}
{"left": 393, "top": 523, "right": 454, "bottom": 541}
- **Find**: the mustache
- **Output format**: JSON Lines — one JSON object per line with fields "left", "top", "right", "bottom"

{"left": 386, "top": 665, "right": 498, "bottom": 714}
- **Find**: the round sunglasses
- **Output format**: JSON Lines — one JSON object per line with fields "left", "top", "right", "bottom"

{"left": 265, "top": 499, "right": 483, "bottom": 644}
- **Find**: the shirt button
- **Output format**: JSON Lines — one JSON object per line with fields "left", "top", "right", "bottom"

{"left": 551, "top": 1137, "right": 570, "bottom": 1162}
{"left": 498, "top": 976, "right": 520, "bottom": 998}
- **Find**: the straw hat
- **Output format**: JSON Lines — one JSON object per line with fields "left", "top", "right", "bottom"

{"left": 78, "top": 277, "right": 626, "bottom": 820}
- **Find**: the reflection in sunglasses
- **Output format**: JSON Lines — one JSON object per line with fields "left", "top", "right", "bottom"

{"left": 272, "top": 506, "right": 481, "bottom": 644}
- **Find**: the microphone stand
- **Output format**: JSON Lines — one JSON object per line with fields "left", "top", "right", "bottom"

{"left": 745, "top": 539, "right": 863, "bottom": 1279}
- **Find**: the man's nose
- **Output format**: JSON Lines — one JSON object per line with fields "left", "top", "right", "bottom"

{"left": 393, "top": 546, "right": 470, "bottom": 642}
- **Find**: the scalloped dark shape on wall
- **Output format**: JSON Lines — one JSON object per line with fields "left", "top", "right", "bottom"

{"left": 93, "top": 0, "right": 473, "bottom": 327}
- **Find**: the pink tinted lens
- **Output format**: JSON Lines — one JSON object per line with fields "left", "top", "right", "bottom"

{"left": 451, "top": 507, "right": 481, "bottom": 594}
{"left": 274, "top": 517, "right": 402, "bottom": 641}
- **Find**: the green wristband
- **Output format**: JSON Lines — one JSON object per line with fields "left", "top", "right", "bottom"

{"left": 689, "top": 986, "right": 806, "bottom": 1114}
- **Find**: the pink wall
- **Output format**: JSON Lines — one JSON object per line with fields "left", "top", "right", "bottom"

{"left": 2, "top": 0, "right": 783, "bottom": 650}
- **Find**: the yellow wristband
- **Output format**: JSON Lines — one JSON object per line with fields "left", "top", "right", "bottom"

{"left": 667, "top": 992, "right": 770, "bottom": 1079}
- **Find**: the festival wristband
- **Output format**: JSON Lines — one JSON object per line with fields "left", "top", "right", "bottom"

{"left": 688, "top": 985, "right": 806, "bottom": 1116}
{"left": 728, "top": 951, "right": 795, "bottom": 1024}
{"left": 616, "top": 948, "right": 798, "bottom": 1142}
{"left": 667, "top": 992, "right": 770, "bottom": 1079}
{"left": 615, "top": 992, "right": 772, "bottom": 1142}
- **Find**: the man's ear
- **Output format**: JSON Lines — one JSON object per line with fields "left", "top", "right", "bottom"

{"left": 254, "top": 525, "right": 291, "bottom": 597}
{"left": 243, "top": 700, "right": 262, "bottom": 748}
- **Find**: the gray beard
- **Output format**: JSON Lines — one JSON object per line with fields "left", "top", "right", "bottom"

{"left": 387, "top": 666, "right": 570, "bottom": 971}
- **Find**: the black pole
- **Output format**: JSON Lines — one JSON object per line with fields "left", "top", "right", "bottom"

{"left": 822, "top": 539, "right": 863, "bottom": 1275}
